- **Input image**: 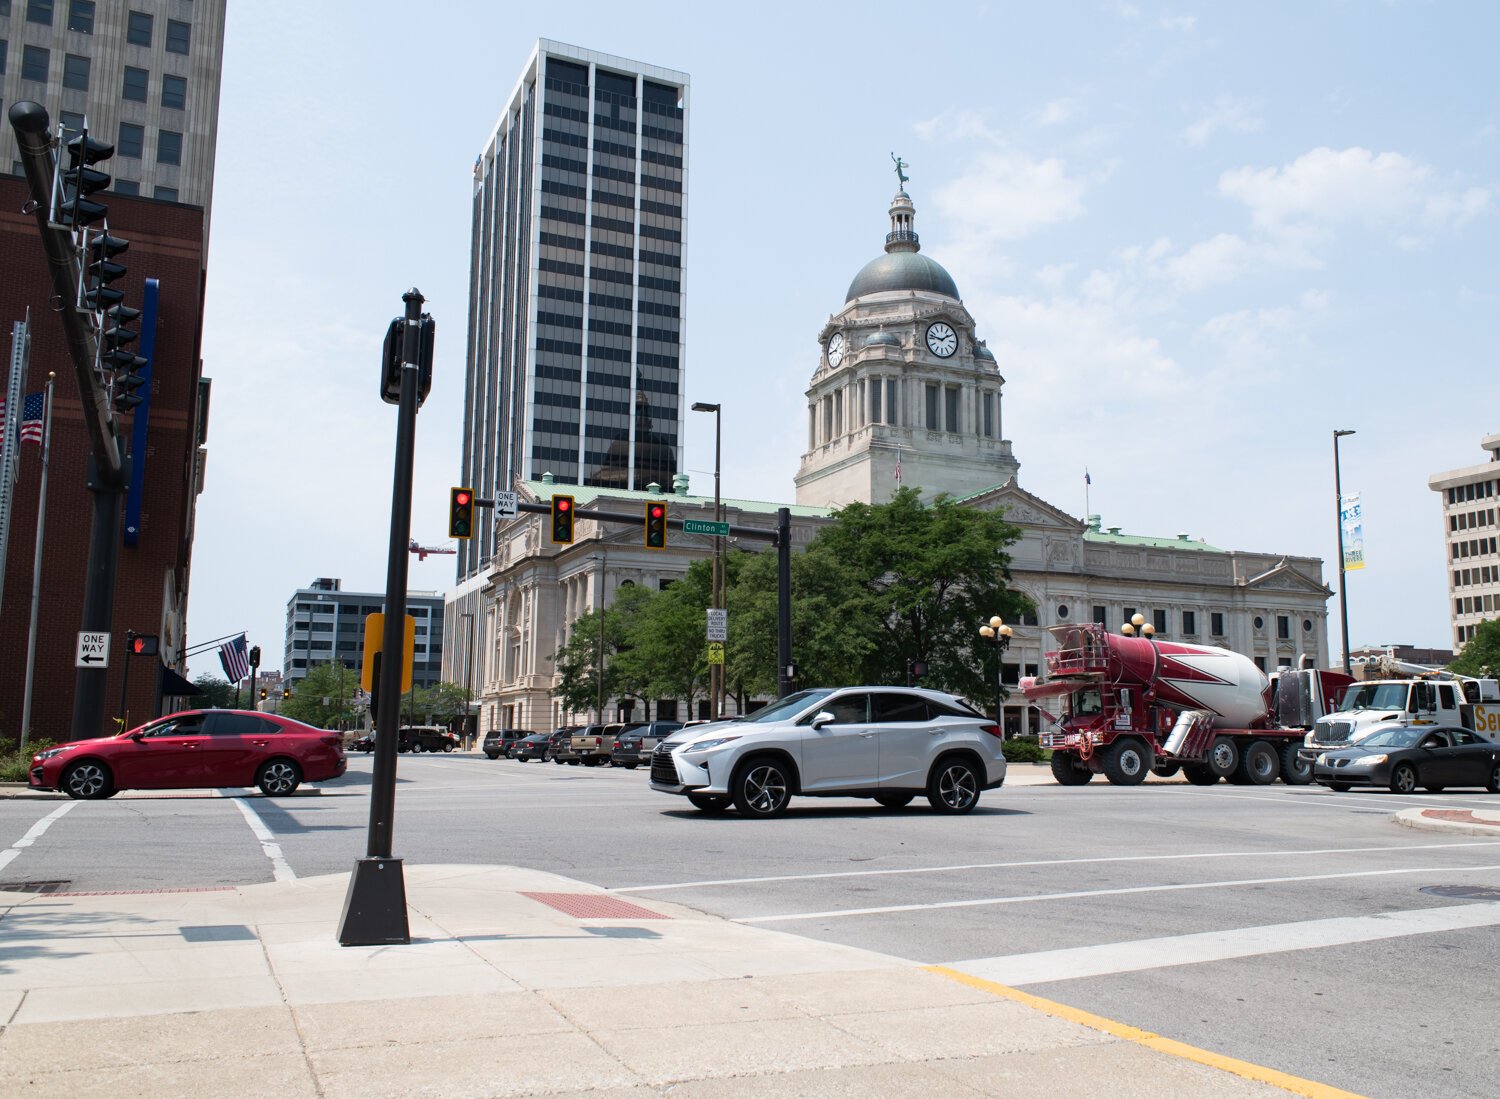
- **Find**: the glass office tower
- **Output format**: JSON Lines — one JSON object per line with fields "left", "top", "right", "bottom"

{"left": 458, "top": 40, "right": 689, "bottom": 579}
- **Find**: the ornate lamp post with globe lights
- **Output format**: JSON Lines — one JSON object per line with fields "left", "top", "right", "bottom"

{"left": 978, "top": 616, "right": 1013, "bottom": 736}
{"left": 1120, "top": 612, "right": 1156, "bottom": 640}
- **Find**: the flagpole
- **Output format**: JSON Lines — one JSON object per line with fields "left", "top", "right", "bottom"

{"left": 1085, "top": 468, "right": 1090, "bottom": 522}
{"left": 19, "top": 373, "right": 54, "bottom": 750}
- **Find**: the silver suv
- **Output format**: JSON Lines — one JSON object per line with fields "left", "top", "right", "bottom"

{"left": 649, "top": 687, "right": 1006, "bottom": 818}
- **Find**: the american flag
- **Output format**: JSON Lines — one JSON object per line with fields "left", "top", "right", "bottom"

{"left": 20, "top": 392, "right": 46, "bottom": 445}
{"left": 218, "top": 635, "right": 251, "bottom": 683}
{"left": 1085, "top": 468, "right": 1092, "bottom": 485}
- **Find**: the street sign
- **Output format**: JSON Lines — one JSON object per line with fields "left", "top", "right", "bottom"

{"left": 76, "top": 631, "right": 110, "bottom": 668}
{"left": 707, "top": 641, "right": 725, "bottom": 665}
{"left": 706, "top": 608, "right": 727, "bottom": 641}
{"left": 683, "top": 519, "right": 729, "bottom": 536}
{"left": 494, "top": 490, "right": 519, "bottom": 519}
{"left": 360, "top": 612, "right": 416, "bottom": 692}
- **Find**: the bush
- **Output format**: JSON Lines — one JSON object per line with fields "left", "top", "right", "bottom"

{"left": 1002, "top": 736, "right": 1050, "bottom": 763}
{"left": 0, "top": 737, "right": 52, "bottom": 783}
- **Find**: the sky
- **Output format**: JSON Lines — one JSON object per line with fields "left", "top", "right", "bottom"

{"left": 185, "top": 0, "right": 1500, "bottom": 677}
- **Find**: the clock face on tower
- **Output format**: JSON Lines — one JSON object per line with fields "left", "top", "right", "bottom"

{"left": 827, "top": 332, "right": 844, "bottom": 367}
{"left": 926, "top": 322, "right": 957, "bottom": 358}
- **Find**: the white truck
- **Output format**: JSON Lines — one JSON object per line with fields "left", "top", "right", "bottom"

{"left": 1299, "top": 674, "right": 1500, "bottom": 764}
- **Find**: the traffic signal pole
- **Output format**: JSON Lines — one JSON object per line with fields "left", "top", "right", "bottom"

{"left": 339, "top": 289, "right": 426, "bottom": 947}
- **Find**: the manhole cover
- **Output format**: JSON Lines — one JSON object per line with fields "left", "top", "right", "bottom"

{"left": 0, "top": 880, "right": 70, "bottom": 894}
{"left": 1420, "top": 885, "right": 1500, "bottom": 901}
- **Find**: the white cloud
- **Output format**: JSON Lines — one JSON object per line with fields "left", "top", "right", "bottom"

{"left": 1183, "top": 95, "right": 1263, "bottom": 147}
{"left": 1031, "top": 98, "right": 1077, "bottom": 127}
{"left": 1219, "top": 146, "right": 1490, "bottom": 232}
{"left": 1159, "top": 232, "right": 1253, "bottom": 290}
{"left": 1160, "top": 13, "right": 1198, "bottom": 31}
{"left": 930, "top": 151, "right": 1087, "bottom": 242}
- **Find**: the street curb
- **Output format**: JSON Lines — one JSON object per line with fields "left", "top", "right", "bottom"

{"left": 1393, "top": 807, "right": 1500, "bottom": 837}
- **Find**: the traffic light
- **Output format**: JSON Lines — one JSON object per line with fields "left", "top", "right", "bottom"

{"left": 282, "top": 687, "right": 291, "bottom": 700}
{"left": 448, "top": 487, "right": 475, "bottom": 539}
{"left": 645, "top": 502, "right": 667, "bottom": 549}
{"left": 550, "top": 494, "right": 575, "bottom": 544}
{"left": 259, "top": 688, "right": 268, "bottom": 701}
{"left": 381, "top": 313, "right": 435, "bottom": 407}
{"left": 128, "top": 633, "right": 159, "bottom": 656}
{"left": 58, "top": 132, "right": 115, "bottom": 229}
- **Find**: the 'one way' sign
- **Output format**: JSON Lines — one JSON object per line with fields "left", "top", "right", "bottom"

{"left": 76, "top": 631, "right": 110, "bottom": 668}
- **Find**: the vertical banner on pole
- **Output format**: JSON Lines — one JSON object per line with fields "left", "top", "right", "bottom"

{"left": 0, "top": 317, "right": 32, "bottom": 612}
{"left": 1340, "top": 493, "right": 1365, "bottom": 572}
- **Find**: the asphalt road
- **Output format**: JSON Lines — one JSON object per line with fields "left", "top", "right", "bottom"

{"left": 4, "top": 753, "right": 1500, "bottom": 1098}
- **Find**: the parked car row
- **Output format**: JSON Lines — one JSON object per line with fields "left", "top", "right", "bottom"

{"left": 480, "top": 721, "right": 685, "bottom": 768}
{"left": 349, "top": 726, "right": 461, "bottom": 754}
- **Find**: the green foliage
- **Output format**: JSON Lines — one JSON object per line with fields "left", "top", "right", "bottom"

{"left": 419, "top": 682, "right": 473, "bottom": 723}
{"left": 192, "top": 674, "right": 239, "bottom": 709}
{"left": 1001, "top": 736, "right": 1050, "bottom": 763}
{"left": 279, "top": 662, "right": 362, "bottom": 728}
{"left": 0, "top": 737, "right": 54, "bottom": 782}
{"left": 1450, "top": 618, "right": 1500, "bottom": 679}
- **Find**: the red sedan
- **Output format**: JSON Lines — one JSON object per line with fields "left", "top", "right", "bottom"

{"left": 29, "top": 710, "right": 347, "bottom": 799}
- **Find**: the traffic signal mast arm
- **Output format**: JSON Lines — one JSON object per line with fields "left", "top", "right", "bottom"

{"left": 482, "top": 499, "right": 778, "bottom": 544}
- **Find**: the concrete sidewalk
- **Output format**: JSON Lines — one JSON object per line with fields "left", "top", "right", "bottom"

{"left": 0, "top": 861, "right": 1357, "bottom": 1098}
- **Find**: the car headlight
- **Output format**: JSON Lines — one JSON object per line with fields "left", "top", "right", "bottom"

{"left": 1317, "top": 753, "right": 1329, "bottom": 765}
{"left": 685, "top": 736, "right": 742, "bottom": 753}
{"left": 1361, "top": 754, "right": 1387, "bottom": 766}
{"left": 35, "top": 745, "right": 75, "bottom": 761}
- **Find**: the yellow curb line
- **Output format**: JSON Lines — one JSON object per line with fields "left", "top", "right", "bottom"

{"left": 924, "top": 965, "right": 1366, "bottom": 1099}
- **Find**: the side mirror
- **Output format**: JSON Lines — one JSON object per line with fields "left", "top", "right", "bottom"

{"left": 811, "top": 710, "right": 836, "bottom": 729}
{"left": 130, "top": 731, "right": 145, "bottom": 742}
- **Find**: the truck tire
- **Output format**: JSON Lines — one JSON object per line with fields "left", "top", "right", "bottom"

{"left": 1207, "top": 736, "right": 1239, "bottom": 778}
{"left": 1235, "top": 741, "right": 1279, "bottom": 786}
{"left": 1101, "top": 739, "right": 1151, "bottom": 786}
{"left": 1151, "top": 762, "right": 1181, "bottom": 779}
{"left": 1050, "top": 753, "right": 1093, "bottom": 785}
{"left": 1182, "top": 764, "right": 1219, "bottom": 785}
{"left": 1280, "top": 743, "right": 1312, "bottom": 785}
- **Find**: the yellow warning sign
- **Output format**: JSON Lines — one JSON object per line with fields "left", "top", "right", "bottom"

{"left": 707, "top": 641, "right": 725, "bottom": 665}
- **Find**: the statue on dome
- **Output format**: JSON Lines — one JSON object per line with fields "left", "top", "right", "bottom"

{"left": 891, "top": 152, "right": 909, "bottom": 189}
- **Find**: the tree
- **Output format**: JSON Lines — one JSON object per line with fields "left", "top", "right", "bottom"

{"left": 279, "top": 661, "right": 361, "bottom": 729}
{"left": 552, "top": 607, "right": 610, "bottom": 720}
{"left": 192, "top": 674, "right": 239, "bottom": 709}
{"left": 1451, "top": 618, "right": 1500, "bottom": 679}
{"left": 420, "top": 682, "right": 472, "bottom": 724}
{"left": 728, "top": 487, "right": 1028, "bottom": 704}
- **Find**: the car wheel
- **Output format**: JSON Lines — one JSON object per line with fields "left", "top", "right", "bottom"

{"left": 1235, "top": 741, "right": 1280, "bottom": 786}
{"left": 1049, "top": 753, "right": 1093, "bottom": 785}
{"left": 927, "top": 757, "right": 982, "bottom": 814}
{"left": 567, "top": 760, "right": 580, "bottom": 766}
{"left": 1280, "top": 743, "right": 1313, "bottom": 785}
{"left": 623, "top": 763, "right": 638, "bottom": 770}
{"left": 410, "top": 743, "right": 421, "bottom": 753}
{"left": 732, "top": 757, "right": 793, "bottom": 819}
{"left": 1100, "top": 739, "right": 1151, "bottom": 786}
{"left": 543, "top": 750, "right": 553, "bottom": 762}
{"left": 257, "top": 759, "right": 303, "bottom": 797}
{"left": 1207, "top": 737, "right": 1239, "bottom": 778}
{"left": 484, "top": 752, "right": 500, "bottom": 760}
{"left": 1389, "top": 763, "right": 1418, "bottom": 795}
{"left": 875, "top": 792, "right": 914, "bottom": 809}
{"left": 1182, "top": 764, "right": 1219, "bottom": 786}
{"left": 1327, "top": 781, "right": 1351, "bottom": 792}
{"left": 443, "top": 743, "right": 454, "bottom": 753}
{"left": 62, "top": 760, "right": 114, "bottom": 800}
{"left": 1488, "top": 764, "right": 1500, "bottom": 794}
{"left": 1425, "top": 786, "right": 1445, "bottom": 794}
{"left": 1151, "top": 762, "right": 1181, "bottom": 779}
{"left": 687, "top": 792, "right": 732, "bottom": 813}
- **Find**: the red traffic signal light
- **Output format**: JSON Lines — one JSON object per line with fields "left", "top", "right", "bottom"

{"left": 645, "top": 502, "right": 667, "bottom": 549}
{"left": 449, "top": 486, "right": 475, "bottom": 539}
{"left": 551, "top": 494, "right": 575, "bottom": 544}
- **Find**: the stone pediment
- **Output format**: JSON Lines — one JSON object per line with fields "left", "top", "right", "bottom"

{"left": 959, "top": 479, "right": 1085, "bottom": 533}
{"left": 1244, "top": 558, "right": 1333, "bottom": 596}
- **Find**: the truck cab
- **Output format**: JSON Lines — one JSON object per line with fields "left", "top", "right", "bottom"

{"left": 1302, "top": 679, "right": 1466, "bottom": 761}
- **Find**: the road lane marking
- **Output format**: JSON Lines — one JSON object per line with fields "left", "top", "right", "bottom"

{"left": 944, "top": 899, "right": 1500, "bottom": 986}
{"left": 0, "top": 802, "right": 76, "bottom": 874}
{"left": 734, "top": 861, "right": 1500, "bottom": 923}
{"left": 617, "top": 838, "right": 1500, "bottom": 893}
{"left": 926, "top": 966, "right": 1368, "bottom": 1099}
{"left": 232, "top": 798, "right": 295, "bottom": 882}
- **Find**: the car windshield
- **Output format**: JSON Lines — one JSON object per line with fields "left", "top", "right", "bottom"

{"left": 730, "top": 688, "right": 837, "bottom": 724}
{"left": 1358, "top": 727, "right": 1425, "bottom": 748}
{"left": 1338, "top": 683, "right": 1409, "bottom": 711}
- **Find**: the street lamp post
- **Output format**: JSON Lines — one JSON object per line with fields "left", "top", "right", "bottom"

{"left": 1120, "top": 612, "right": 1156, "bottom": 640}
{"left": 1333, "top": 429, "right": 1356, "bottom": 676}
{"left": 461, "top": 611, "right": 475, "bottom": 748}
{"left": 977, "top": 616, "right": 1013, "bottom": 737}
{"left": 692, "top": 401, "right": 723, "bottom": 719}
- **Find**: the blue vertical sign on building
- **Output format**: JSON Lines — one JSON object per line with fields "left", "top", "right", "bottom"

{"left": 123, "top": 277, "right": 159, "bottom": 547}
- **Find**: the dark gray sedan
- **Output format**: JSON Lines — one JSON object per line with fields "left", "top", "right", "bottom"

{"left": 1314, "top": 725, "right": 1500, "bottom": 794}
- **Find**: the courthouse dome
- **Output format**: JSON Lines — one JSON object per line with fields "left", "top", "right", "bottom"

{"left": 846, "top": 251, "right": 960, "bottom": 303}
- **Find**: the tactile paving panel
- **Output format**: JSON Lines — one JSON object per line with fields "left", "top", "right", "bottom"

{"left": 521, "top": 891, "right": 670, "bottom": 919}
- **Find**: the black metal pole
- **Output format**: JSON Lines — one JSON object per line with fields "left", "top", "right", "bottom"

{"left": 72, "top": 460, "right": 124, "bottom": 740}
{"left": 340, "top": 288, "right": 425, "bottom": 947}
{"left": 117, "top": 637, "right": 133, "bottom": 732}
{"left": 776, "top": 507, "right": 793, "bottom": 698}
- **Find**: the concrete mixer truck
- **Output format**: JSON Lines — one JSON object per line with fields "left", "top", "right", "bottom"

{"left": 1021, "top": 623, "right": 1354, "bottom": 787}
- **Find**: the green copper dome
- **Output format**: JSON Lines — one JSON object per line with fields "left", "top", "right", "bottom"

{"left": 845, "top": 251, "right": 960, "bottom": 304}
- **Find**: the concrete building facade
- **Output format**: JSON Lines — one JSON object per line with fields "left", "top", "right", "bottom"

{"left": 283, "top": 578, "right": 444, "bottom": 691}
{"left": 1428, "top": 433, "right": 1500, "bottom": 652}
